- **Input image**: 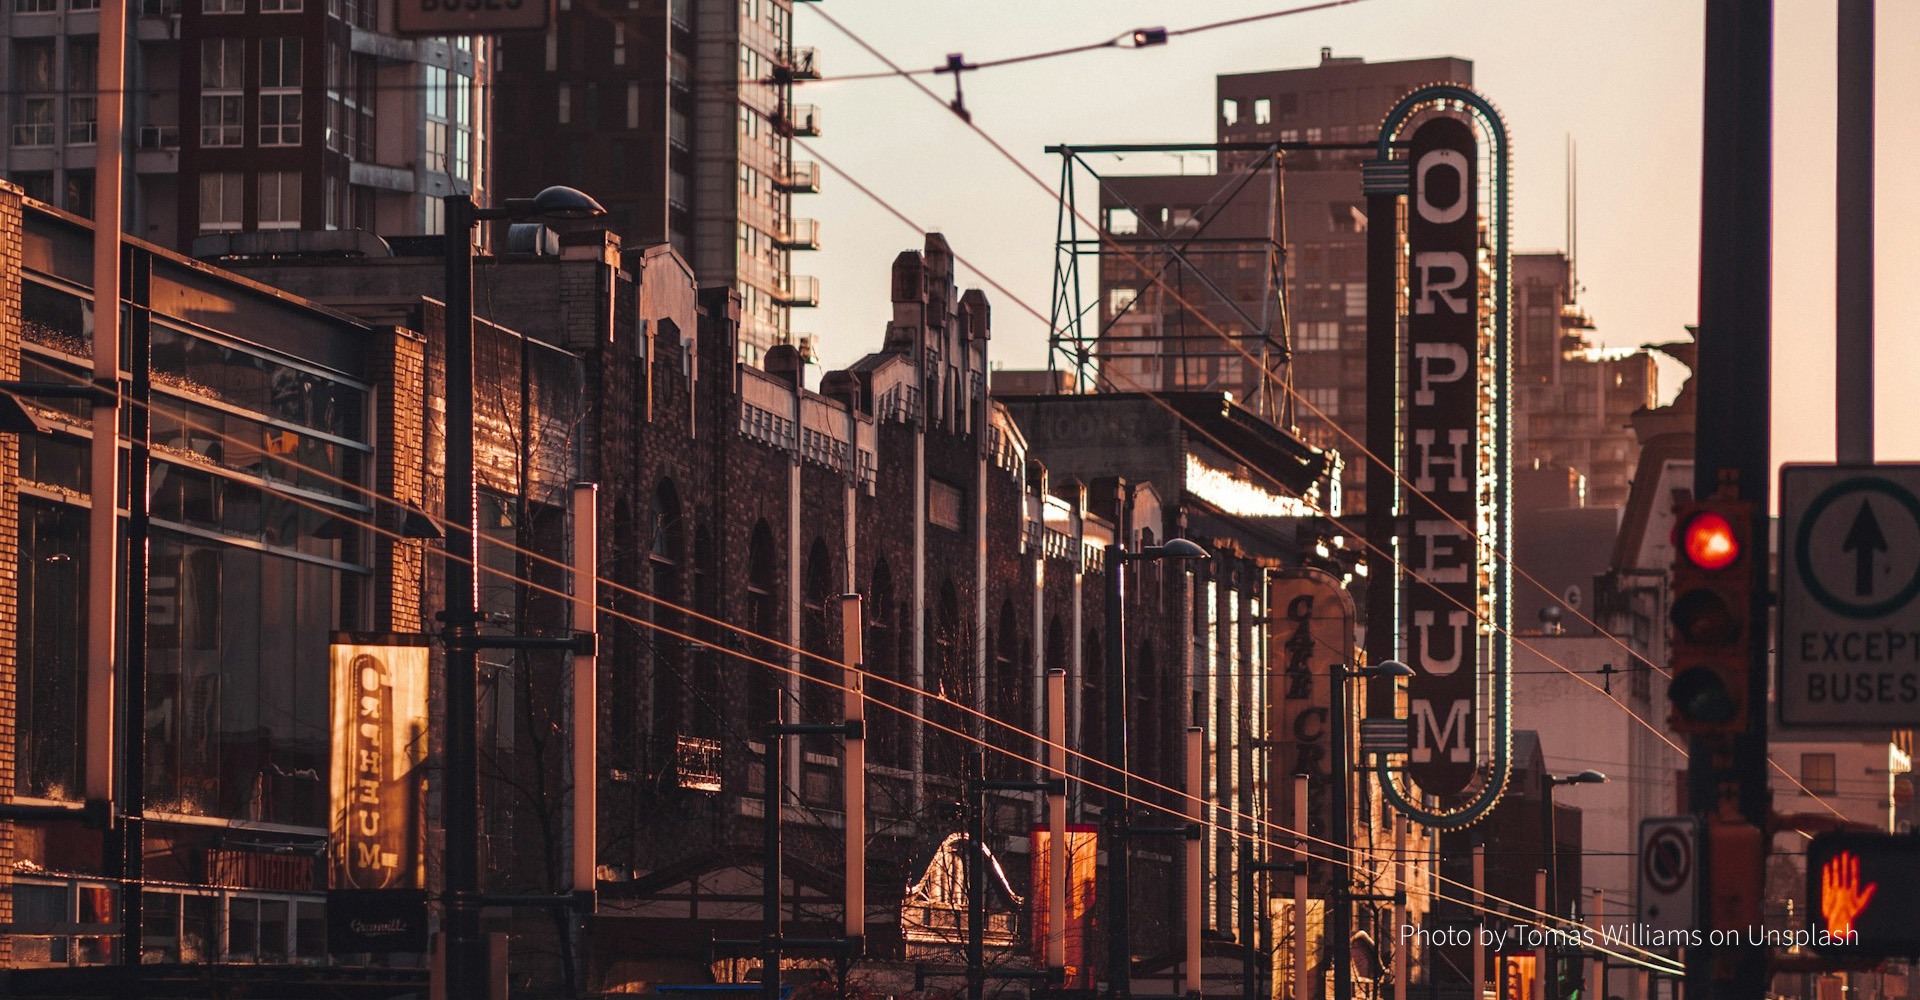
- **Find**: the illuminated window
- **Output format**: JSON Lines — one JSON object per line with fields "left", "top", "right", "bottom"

{"left": 1253, "top": 98, "right": 1271, "bottom": 125}
{"left": 1221, "top": 98, "right": 1240, "bottom": 126}
{"left": 1802, "top": 753, "right": 1836, "bottom": 795}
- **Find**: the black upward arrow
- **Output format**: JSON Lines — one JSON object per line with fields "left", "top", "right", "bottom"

{"left": 1843, "top": 498, "right": 1888, "bottom": 597}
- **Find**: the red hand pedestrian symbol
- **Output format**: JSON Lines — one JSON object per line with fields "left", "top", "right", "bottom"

{"left": 1821, "top": 850, "right": 1877, "bottom": 941}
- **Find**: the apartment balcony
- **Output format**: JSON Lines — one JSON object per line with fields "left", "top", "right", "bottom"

{"left": 774, "top": 218, "right": 819, "bottom": 251}
{"left": 776, "top": 160, "right": 820, "bottom": 194}
{"left": 781, "top": 46, "right": 819, "bottom": 81}
{"left": 774, "top": 275, "right": 819, "bottom": 308}
{"left": 774, "top": 104, "right": 820, "bottom": 137}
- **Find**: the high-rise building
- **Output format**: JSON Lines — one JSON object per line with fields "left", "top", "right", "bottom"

{"left": 1097, "top": 50, "right": 1473, "bottom": 503}
{"left": 493, "top": 0, "right": 820, "bottom": 364}
{"left": 1512, "top": 250, "right": 1654, "bottom": 509}
{"left": 1095, "top": 52, "right": 1654, "bottom": 516}
{"left": 1, "top": 0, "right": 490, "bottom": 250}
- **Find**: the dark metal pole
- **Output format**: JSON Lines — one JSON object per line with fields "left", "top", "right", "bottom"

{"left": 441, "top": 193, "right": 484, "bottom": 1000}
{"left": 1540, "top": 777, "right": 1557, "bottom": 1000}
{"left": 1331, "top": 671, "right": 1352, "bottom": 1000}
{"left": 1836, "top": 0, "right": 1874, "bottom": 464}
{"left": 120, "top": 246, "right": 150, "bottom": 966}
{"left": 765, "top": 710, "right": 784, "bottom": 1000}
{"left": 1692, "top": 5, "right": 1773, "bottom": 1000}
{"left": 1240, "top": 841, "right": 1257, "bottom": 1000}
{"left": 968, "top": 750, "right": 987, "bottom": 1000}
{"left": 1103, "top": 543, "right": 1130, "bottom": 998}
{"left": 1363, "top": 184, "right": 1399, "bottom": 712}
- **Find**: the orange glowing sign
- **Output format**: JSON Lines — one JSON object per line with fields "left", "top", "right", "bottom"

{"left": 1819, "top": 850, "right": 1877, "bottom": 941}
{"left": 1030, "top": 825, "right": 1098, "bottom": 987}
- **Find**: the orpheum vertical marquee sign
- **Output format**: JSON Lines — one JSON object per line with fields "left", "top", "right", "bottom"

{"left": 1403, "top": 116, "right": 1482, "bottom": 795}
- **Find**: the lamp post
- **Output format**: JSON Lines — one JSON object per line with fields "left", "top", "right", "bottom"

{"left": 1329, "top": 659, "right": 1414, "bottom": 1000}
{"left": 1103, "top": 537, "right": 1209, "bottom": 998}
{"left": 1539, "top": 769, "right": 1606, "bottom": 1000}
{"left": 442, "top": 186, "right": 605, "bottom": 1000}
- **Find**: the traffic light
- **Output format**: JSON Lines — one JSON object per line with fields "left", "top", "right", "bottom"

{"left": 1806, "top": 832, "right": 1920, "bottom": 956}
{"left": 1666, "top": 493, "right": 1754, "bottom": 734}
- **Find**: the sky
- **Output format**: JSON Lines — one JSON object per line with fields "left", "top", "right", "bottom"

{"left": 794, "top": 0, "right": 1920, "bottom": 489}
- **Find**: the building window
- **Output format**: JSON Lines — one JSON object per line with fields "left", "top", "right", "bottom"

{"left": 1801, "top": 753, "right": 1836, "bottom": 795}
{"left": 422, "top": 64, "right": 449, "bottom": 170}
{"left": 613, "top": 22, "right": 626, "bottom": 65}
{"left": 200, "top": 171, "right": 243, "bottom": 231}
{"left": 261, "top": 0, "right": 299, "bottom": 11}
{"left": 628, "top": 81, "right": 641, "bottom": 128}
{"left": 1303, "top": 387, "right": 1338, "bottom": 417}
{"left": 556, "top": 85, "right": 570, "bottom": 125}
{"left": 259, "top": 38, "right": 302, "bottom": 145}
{"left": 258, "top": 171, "right": 299, "bottom": 228}
{"left": 200, "top": 38, "right": 244, "bottom": 146}
{"left": 15, "top": 0, "right": 57, "bottom": 12}
{"left": 452, "top": 73, "right": 471, "bottom": 180}
{"left": 1295, "top": 320, "right": 1339, "bottom": 351}
{"left": 1253, "top": 97, "right": 1272, "bottom": 125}
{"left": 12, "top": 39, "right": 56, "bottom": 146}
{"left": 1221, "top": 97, "right": 1240, "bottom": 127}
{"left": 201, "top": 0, "right": 241, "bottom": 13}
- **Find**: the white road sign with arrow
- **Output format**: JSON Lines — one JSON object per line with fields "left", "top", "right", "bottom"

{"left": 1779, "top": 464, "right": 1920, "bottom": 728}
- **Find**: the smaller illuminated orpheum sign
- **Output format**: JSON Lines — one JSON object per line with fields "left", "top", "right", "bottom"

{"left": 328, "top": 634, "right": 429, "bottom": 953}
{"left": 1401, "top": 114, "right": 1483, "bottom": 797}
{"left": 1029, "top": 825, "right": 1099, "bottom": 987}
{"left": 1267, "top": 568, "right": 1354, "bottom": 893}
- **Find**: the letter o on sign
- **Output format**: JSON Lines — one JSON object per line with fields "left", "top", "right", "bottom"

{"left": 1415, "top": 149, "right": 1469, "bottom": 225}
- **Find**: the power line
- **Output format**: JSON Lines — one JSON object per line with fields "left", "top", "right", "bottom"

{"left": 32, "top": 372, "right": 1687, "bottom": 975}
{"left": 797, "top": 7, "right": 1853, "bottom": 817}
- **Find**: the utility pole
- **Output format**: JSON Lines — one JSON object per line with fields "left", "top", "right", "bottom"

{"left": 1690, "top": 4, "right": 1773, "bottom": 1000}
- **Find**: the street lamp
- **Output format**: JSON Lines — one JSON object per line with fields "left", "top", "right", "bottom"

{"left": 442, "top": 186, "right": 605, "bottom": 1000}
{"left": 1102, "top": 536, "right": 1209, "bottom": 998}
{"left": 1328, "top": 659, "right": 1415, "bottom": 1000}
{"left": 1540, "top": 769, "right": 1607, "bottom": 1000}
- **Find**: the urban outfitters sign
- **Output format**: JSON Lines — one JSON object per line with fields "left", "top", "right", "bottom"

{"left": 1402, "top": 116, "right": 1481, "bottom": 796}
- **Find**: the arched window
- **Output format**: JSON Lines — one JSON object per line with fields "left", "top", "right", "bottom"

{"left": 987, "top": 600, "right": 1021, "bottom": 776}
{"left": 1082, "top": 626, "right": 1105, "bottom": 789}
{"left": 648, "top": 481, "right": 684, "bottom": 735}
{"left": 746, "top": 520, "right": 779, "bottom": 728}
{"left": 689, "top": 526, "right": 719, "bottom": 738}
{"left": 610, "top": 500, "right": 641, "bottom": 777}
{"left": 802, "top": 538, "right": 837, "bottom": 730}
{"left": 866, "top": 560, "right": 898, "bottom": 764}
{"left": 928, "top": 580, "right": 964, "bottom": 773}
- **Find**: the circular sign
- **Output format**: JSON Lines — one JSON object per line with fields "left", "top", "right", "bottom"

{"left": 1794, "top": 476, "right": 1920, "bottom": 619}
{"left": 1642, "top": 825, "right": 1692, "bottom": 895}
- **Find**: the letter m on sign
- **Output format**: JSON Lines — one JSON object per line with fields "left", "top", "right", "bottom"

{"left": 1409, "top": 699, "right": 1472, "bottom": 763}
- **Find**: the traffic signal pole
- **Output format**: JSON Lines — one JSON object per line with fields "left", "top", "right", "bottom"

{"left": 1691, "top": 2, "right": 1772, "bottom": 999}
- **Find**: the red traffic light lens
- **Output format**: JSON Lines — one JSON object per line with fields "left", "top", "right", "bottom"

{"left": 1681, "top": 511, "right": 1740, "bottom": 571}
